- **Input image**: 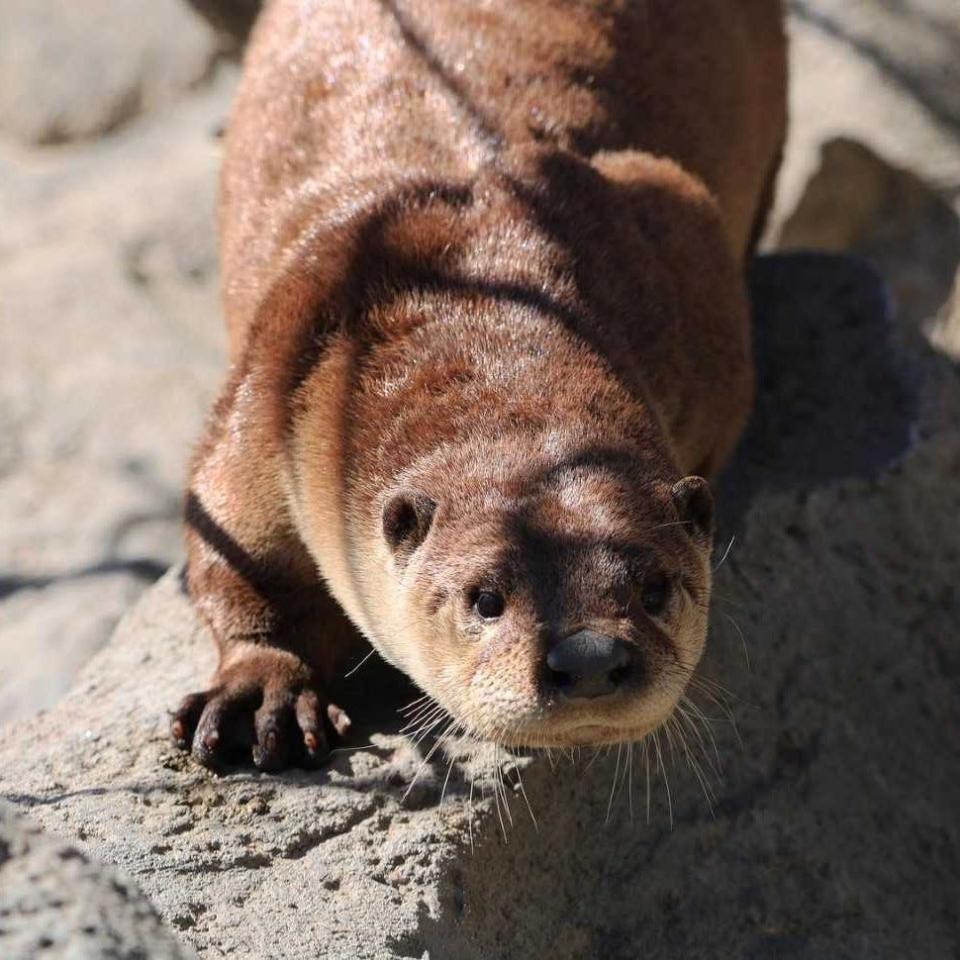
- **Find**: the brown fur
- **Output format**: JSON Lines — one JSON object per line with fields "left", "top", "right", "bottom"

{"left": 171, "top": 0, "right": 787, "bottom": 769}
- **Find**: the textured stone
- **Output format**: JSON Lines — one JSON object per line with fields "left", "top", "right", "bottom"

{"left": 2, "top": 256, "right": 957, "bottom": 959}
{"left": 778, "top": 137, "right": 960, "bottom": 340}
{"left": 0, "top": 801, "right": 197, "bottom": 959}
{"left": 0, "top": 0, "right": 222, "bottom": 145}
{"left": 0, "top": 70, "right": 234, "bottom": 723}
{"left": 771, "top": 1, "right": 960, "bottom": 243}
{"left": 789, "top": 0, "right": 960, "bottom": 137}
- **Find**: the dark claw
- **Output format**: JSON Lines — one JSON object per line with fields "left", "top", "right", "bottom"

{"left": 252, "top": 732, "right": 289, "bottom": 772}
{"left": 326, "top": 703, "right": 352, "bottom": 738}
{"left": 170, "top": 691, "right": 210, "bottom": 750}
{"left": 192, "top": 695, "right": 242, "bottom": 769}
{"left": 295, "top": 688, "right": 332, "bottom": 765}
{"left": 253, "top": 692, "right": 294, "bottom": 771}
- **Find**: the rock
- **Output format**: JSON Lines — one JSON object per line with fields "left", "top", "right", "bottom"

{"left": 2, "top": 255, "right": 958, "bottom": 959}
{"left": 789, "top": 0, "right": 960, "bottom": 136}
{"left": 185, "top": 0, "right": 263, "bottom": 51}
{"left": 777, "top": 137, "right": 960, "bottom": 341}
{"left": 928, "top": 270, "right": 960, "bottom": 361}
{"left": 0, "top": 70, "right": 235, "bottom": 723}
{"left": 718, "top": 253, "right": 919, "bottom": 524}
{"left": 0, "top": 0, "right": 222, "bottom": 145}
{"left": 0, "top": 801, "right": 197, "bottom": 959}
{"left": 0, "top": 567, "right": 485, "bottom": 959}
{"left": 771, "top": 1, "right": 960, "bottom": 243}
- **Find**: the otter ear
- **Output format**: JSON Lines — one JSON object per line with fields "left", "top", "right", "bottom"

{"left": 671, "top": 477, "right": 714, "bottom": 544}
{"left": 383, "top": 490, "right": 437, "bottom": 556}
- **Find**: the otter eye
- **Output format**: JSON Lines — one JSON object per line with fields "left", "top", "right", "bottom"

{"left": 641, "top": 572, "right": 670, "bottom": 617}
{"left": 474, "top": 590, "right": 505, "bottom": 620}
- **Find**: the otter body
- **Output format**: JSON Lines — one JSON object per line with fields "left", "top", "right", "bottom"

{"left": 172, "top": 0, "right": 786, "bottom": 769}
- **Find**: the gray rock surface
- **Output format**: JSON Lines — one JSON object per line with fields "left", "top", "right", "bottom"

{"left": 789, "top": 0, "right": 960, "bottom": 138}
{"left": 772, "top": 0, "right": 960, "bottom": 241}
{"left": 0, "top": 0, "right": 222, "bottom": 145}
{"left": 0, "top": 68, "right": 234, "bottom": 722}
{"left": 0, "top": 801, "right": 197, "bottom": 959}
{"left": 2, "top": 256, "right": 958, "bottom": 959}
{"left": 778, "top": 137, "right": 960, "bottom": 341}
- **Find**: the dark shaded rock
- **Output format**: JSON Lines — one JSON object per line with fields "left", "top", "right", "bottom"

{"left": 0, "top": 801, "right": 197, "bottom": 959}
{"left": 185, "top": 0, "right": 263, "bottom": 51}
{"left": 718, "top": 253, "right": 918, "bottom": 527}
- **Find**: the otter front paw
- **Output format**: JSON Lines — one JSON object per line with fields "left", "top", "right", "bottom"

{"left": 170, "top": 649, "right": 351, "bottom": 771}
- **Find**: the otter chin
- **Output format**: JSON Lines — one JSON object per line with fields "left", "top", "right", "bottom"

{"left": 170, "top": 0, "right": 785, "bottom": 771}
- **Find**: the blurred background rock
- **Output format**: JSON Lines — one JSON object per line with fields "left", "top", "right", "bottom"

{"left": 0, "top": 0, "right": 957, "bottom": 726}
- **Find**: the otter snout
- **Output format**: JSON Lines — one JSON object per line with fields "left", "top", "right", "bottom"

{"left": 545, "top": 630, "right": 635, "bottom": 700}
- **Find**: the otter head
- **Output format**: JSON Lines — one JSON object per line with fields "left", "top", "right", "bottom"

{"left": 379, "top": 449, "right": 714, "bottom": 748}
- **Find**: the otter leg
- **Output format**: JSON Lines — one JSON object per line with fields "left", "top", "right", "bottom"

{"left": 169, "top": 376, "right": 354, "bottom": 771}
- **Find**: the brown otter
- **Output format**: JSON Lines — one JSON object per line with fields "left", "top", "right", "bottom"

{"left": 171, "top": 0, "right": 787, "bottom": 769}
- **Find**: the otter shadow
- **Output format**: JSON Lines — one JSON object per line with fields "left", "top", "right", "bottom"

{"left": 716, "top": 251, "right": 918, "bottom": 531}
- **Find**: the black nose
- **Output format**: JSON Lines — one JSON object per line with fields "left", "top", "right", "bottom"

{"left": 546, "top": 630, "right": 633, "bottom": 700}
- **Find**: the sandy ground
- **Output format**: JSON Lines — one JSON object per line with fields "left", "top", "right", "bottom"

{"left": 0, "top": 0, "right": 958, "bottom": 721}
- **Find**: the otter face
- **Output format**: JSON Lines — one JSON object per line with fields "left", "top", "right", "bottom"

{"left": 380, "top": 464, "right": 714, "bottom": 748}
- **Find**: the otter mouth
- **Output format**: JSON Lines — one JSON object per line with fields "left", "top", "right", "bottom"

{"left": 489, "top": 717, "right": 666, "bottom": 750}
{"left": 432, "top": 675, "right": 689, "bottom": 750}
{"left": 495, "top": 684, "right": 684, "bottom": 749}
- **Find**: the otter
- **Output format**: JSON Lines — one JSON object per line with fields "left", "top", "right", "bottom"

{"left": 171, "top": 0, "right": 787, "bottom": 770}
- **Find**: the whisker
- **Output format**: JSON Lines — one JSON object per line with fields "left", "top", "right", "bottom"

{"left": 439, "top": 751, "right": 457, "bottom": 807}
{"left": 488, "top": 751, "right": 509, "bottom": 842}
{"left": 653, "top": 730, "right": 673, "bottom": 829}
{"left": 605, "top": 743, "right": 624, "bottom": 825}
{"left": 402, "top": 717, "right": 456, "bottom": 803}
{"left": 497, "top": 745, "right": 514, "bottom": 829}
{"left": 710, "top": 591, "right": 749, "bottom": 610}
{"left": 513, "top": 762, "right": 538, "bottom": 830}
{"left": 468, "top": 764, "right": 477, "bottom": 852}
{"left": 669, "top": 715, "right": 715, "bottom": 814}
{"left": 678, "top": 697, "right": 722, "bottom": 774}
{"left": 343, "top": 647, "right": 377, "bottom": 678}
{"left": 583, "top": 745, "right": 604, "bottom": 775}
{"left": 643, "top": 738, "right": 651, "bottom": 824}
{"left": 329, "top": 741, "right": 391, "bottom": 755}
{"left": 722, "top": 612, "right": 751, "bottom": 671}
{"left": 712, "top": 535, "right": 736, "bottom": 572}
{"left": 687, "top": 671, "right": 737, "bottom": 702}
